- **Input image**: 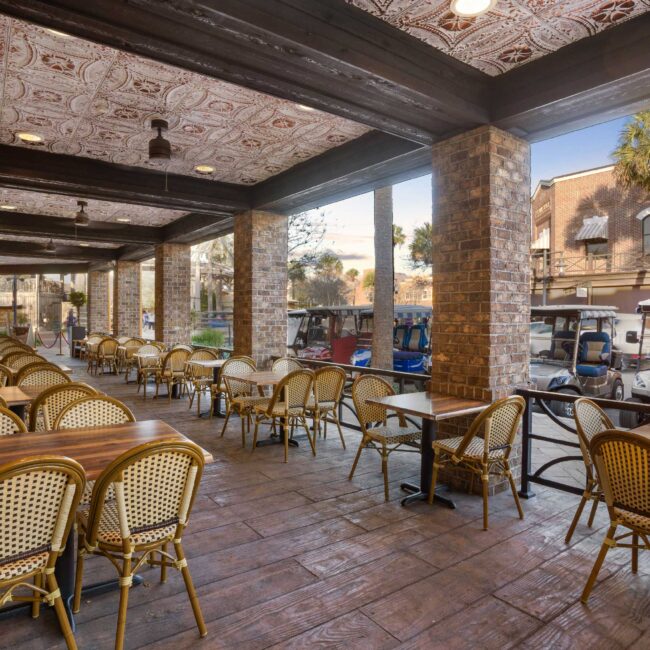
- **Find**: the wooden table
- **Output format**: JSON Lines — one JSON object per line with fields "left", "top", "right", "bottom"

{"left": 365, "top": 391, "right": 488, "bottom": 508}
{"left": 632, "top": 422, "right": 650, "bottom": 437}
{"left": 0, "top": 385, "right": 46, "bottom": 420}
{"left": 0, "top": 420, "right": 212, "bottom": 627}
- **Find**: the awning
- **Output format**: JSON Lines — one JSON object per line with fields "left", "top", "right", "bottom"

{"left": 575, "top": 216, "right": 608, "bottom": 241}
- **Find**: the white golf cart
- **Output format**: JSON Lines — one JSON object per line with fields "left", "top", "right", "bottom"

{"left": 530, "top": 305, "right": 624, "bottom": 417}
{"left": 621, "top": 298, "right": 650, "bottom": 428}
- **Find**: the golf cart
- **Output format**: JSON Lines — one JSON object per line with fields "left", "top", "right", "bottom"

{"left": 621, "top": 299, "right": 650, "bottom": 428}
{"left": 529, "top": 305, "right": 624, "bottom": 417}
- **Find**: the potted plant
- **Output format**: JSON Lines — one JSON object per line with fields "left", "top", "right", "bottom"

{"left": 69, "top": 290, "right": 87, "bottom": 322}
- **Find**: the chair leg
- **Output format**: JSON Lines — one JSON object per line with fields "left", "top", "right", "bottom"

{"left": 632, "top": 533, "right": 639, "bottom": 573}
{"left": 332, "top": 412, "right": 346, "bottom": 450}
{"left": 301, "top": 416, "right": 316, "bottom": 456}
{"left": 32, "top": 573, "right": 41, "bottom": 619}
{"left": 481, "top": 465, "right": 490, "bottom": 531}
{"left": 73, "top": 535, "right": 85, "bottom": 613}
{"left": 174, "top": 541, "right": 207, "bottom": 638}
{"left": 505, "top": 461, "right": 524, "bottom": 521}
{"left": 220, "top": 404, "right": 232, "bottom": 437}
{"left": 428, "top": 448, "right": 441, "bottom": 505}
{"left": 160, "top": 543, "right": 168, "bottom": 583}
{"left": 115, "top": 556, "right": 132, "bottom": 650}
{"left": 251, "top": 418, "right": 260, "bottom": 452}
{"left": 47, "top": 572, "right": 78, "bottom": 650}
{"left": 349, "top": 435, "right": 367, "bottom": 480}
{"left": 565, "top": 488, "right": 591, "bottom": 544}
{"left": 581, "top": 524, "right": 617, "bottom": 603}
{"left": 381, "top": 443, "right": 389, "bottom": 501}
{"left": 587, "top": 492, "right": 599, "bottom": 528}
{"left": 241, "top": 410, "right": 247, "bottom": 448}
{"left": 283, "top": 416, "right": 290, "bottom": 463}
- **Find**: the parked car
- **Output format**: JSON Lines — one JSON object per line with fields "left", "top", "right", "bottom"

{"left": 529, "top": 320, "right": 552, "bottom": 356}
{"left": 621, "top": 299, "right": 650, "bottom": 427}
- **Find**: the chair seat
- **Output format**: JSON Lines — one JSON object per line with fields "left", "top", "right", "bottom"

{"left": 305, "top": 399, "right": 336, "bottom": 412}
{"left": 365, "top": 424, "right": 421, "bottom": 445}
{"left": 233, "top": 396, "right": 269, "bottom": 409}
{"left": 77, "top": 501, "right": 177, "bottom": 548}
{"left": 614, "top": 507, "right": 650, "bottom": 534}
{"left": 433, "top": 435, "right": 506, "bottom": 460}
{"left": 576, "top": 363, "right": 608, "bottom": 378}
{"left": 158, "top": 369, "right": 185, "bottom": 379}
{"left": 0, "top": 550, "right": 49, "bottom": 581}
{"left": 255, "top": 402, "right": 304, "bottom": 418}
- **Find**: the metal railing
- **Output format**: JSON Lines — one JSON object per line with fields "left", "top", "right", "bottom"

{"left": 516, "top": 387, "right": 650, "bottom": 498}
{"left": 531, "top": 251, "right": 650, "bottom": 278}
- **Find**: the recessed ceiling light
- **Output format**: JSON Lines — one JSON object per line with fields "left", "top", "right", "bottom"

{"left": 78, "top": 242, "right": 90, "bottom": 247}
{"left": 17, "top": 132, "right": 43, "bottom": 143}
{"left": 45, "top": 28, "right": 72, "bottom": 38}
{"left": 194, "top": 164, "right": 215, "bottom": 175}
{"left": 116, "top": 218, "right": 131, "bottom": 223}
{"left": 450, "top": 0, "right": 496, "bottom": 17}
{"left": 0, "top": 205, "right": 17, "bottom": 211}
{"left": 297, "top": 104, "right": 315, "bottom": 112}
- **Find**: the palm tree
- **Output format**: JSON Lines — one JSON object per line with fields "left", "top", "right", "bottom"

{"left": 345, "top": 268, "right": 359, "bottom": 304}
{"left": 372, "top": 186, "right": 394, "bottom": 370}
{"left": 409, "top": 222, "right": 433, "bottom": 269}
{"left": 613, "top": 112, "right": 650, "bottom": 192}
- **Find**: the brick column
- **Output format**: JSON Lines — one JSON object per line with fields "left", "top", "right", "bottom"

{"left": 113, "top": 260, "right": 141, "bottom": 336}
{"left": 87, "top": 270, "right": 110, "bottom": 334}
{"left": 154, "top": 243, "right": 191, "bottom": 345}
{"left": 234, "top": 210, "right": 288, "bottom": 368}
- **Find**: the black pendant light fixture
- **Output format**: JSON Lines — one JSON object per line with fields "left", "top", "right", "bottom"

{"left": 74, "top": 200, "right": 89, "bottom": 226}
{"left": 45, "top": 238, "right": 56, "bottom": 253}
{"left": 149, "top": 119, "right": 171, "bottom": 160}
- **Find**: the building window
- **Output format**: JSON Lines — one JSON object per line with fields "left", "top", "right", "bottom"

{"left": 585, "top": 241, "right": 607, "bottom": 257}
{"left": 644, "top": 216, "right": 650, "bottom": 254}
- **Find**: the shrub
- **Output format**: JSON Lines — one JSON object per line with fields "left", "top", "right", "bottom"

{"left": 191, "top": 328, "right": 225, "bottom": 348}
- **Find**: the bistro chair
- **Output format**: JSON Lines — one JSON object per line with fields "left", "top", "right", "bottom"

{"left": 221, "top": 359, "right": 268, "bottom": 446}
{"left": 305, "top": 366, "right": 347, "bottom": 450}
{"left": 581, "top": 430, "right": 650, "bottom": 603}
{"left": 349, "top": 375, "right": 421, "bottom": 501}
{"left": 118, "top": 338, "right": 145, "bottom": 377}
{"left": 272, "top": 357, "right": 302, "bottom": 373}
{"left": 428, "top": 395, "right": 525, "bottom": 530}
{"left": 28, "top": 382, "right": 98, "bottom": 432}
{"left": 97, "top": 338, "right": 119, "bottom": 375}
{"left": 0, "top": 405, "right": 27, "bottom": 434}
{"left": 74, "top": 441, "right": 207, "bottom": 650}
{"left": 565, "top": 398, "right": 614, "bottom": 543}
{"left": 0, "top": 455, "right": 85, "bottom": 650}
{"left": 0, "top": 345, "right": 32, "bottom": 360}
{"left": 155, "top": 348, "right": 191, "bottom": 401}
{"left": 16, "top": 363, "right": 71, "bottom": 388}
{"left": 54, "top": 395, "right": 135, "bottom": 430}
{"left": 0, "top": 363, "right": 12, "bottom": 387}
{"left": 252, "top": 369, "right": 315, "bottom": 463}
{"left": 3, "top": 352, "right": 46, "bottom": 370}
{"left": 186, "top": 348, "right": 220, "bottom": 416}
{"left": 211, "top": 355, "right": 255, "bottom": 416}
{"left": 135, "top": 344, "right": 162, "bottom": 398}
{"left": 84, "top": 335, "right": 105, "bottom": 373}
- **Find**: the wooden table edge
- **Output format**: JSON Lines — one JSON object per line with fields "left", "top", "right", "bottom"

{"left": 364, "top": 395, "right": 488, "bottom": 421}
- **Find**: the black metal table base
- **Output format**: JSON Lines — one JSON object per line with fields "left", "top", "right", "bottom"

{"left": 400, "top": 481, "right": 456, "bottom": 508}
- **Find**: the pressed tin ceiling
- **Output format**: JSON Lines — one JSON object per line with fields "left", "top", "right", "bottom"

{"left": 0, "top": 15, "right": 370, "bottom": 186}
{"left": 348, "top": 0, "right": 650, "bottom": 75}
{"left": 0, "top": 188, "right": 186, "bottom": 227}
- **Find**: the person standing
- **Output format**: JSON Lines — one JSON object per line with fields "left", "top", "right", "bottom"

{"left": 143, "top": 309, "right": 150, "bottom": 331}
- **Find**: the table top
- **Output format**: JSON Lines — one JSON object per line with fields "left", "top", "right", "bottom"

{"left": 632, "top": 423, "right": 650, "bottom": 437}
{"left": 228, "top": 370, "right": 288, "bottom": 386}
{"left": 0, "top": 420, "right": 214, "bottom": 480}
{"left": 0, "top": 385, "right": 46, "bottom": 406}
{"left": 134, "top": 352, "right": 161, "bottom": 359}
{"left": 188, "top": 359, "right": 226, "bottom": 368}
{"left": 365, "top": 391, "right": 488, "bottom": 422}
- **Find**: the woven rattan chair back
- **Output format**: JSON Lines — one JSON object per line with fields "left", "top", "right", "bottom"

{"left": 314, "top": 366, "right": 346, "bottom": 404}
{"left": 268, "top": 369, "right": 314, "bottom": 412}
{"left": 86, "top": 440, "right": 204, "bottom": 548}
{"left": 173, "top": 344, "right": 193, "bottom": 353}
{"left": 187, "top": 348, "right": 219, "bottom": 380}
{"left": 272, "top": 357, "right": 302, "bottom": 374}
{"left": 591, "top": 430, "right": 650, "bottom": 518}
{"left": 136, "top": 344, "right": 161, "bottom": 370}
{"left": 0, "top": 363, "right": 11, "bottom": 387}
{"left": 0, "top": 346, "right": 31, "bottom": 361}
{"left": 54, "top": 396, "right": 135, "bottom": 430}
{"left": 17, "top": 363, "right": 71, "bottom": 388}
{"left": 98, "top": 338, "right": 119, "bottom": 357}
{"left": 574, "top": 398, "right": 615, "bottom": 469}
{"left": 162, "top": 348, "right": 190, "bottom": 374}
{"left": 0, "top": 406, "right": 27, "bottom": 435}
{"left": 3, "top": 352, "right": 43, "bottom": 369}
{"left": 453, "top": 396, "right": 526, "bottom": 459}
{"left": 29, "top": 382, "right": 98, "bottom": 432}
{"left": 351, "top": 374, "right": 394, "bottom": 430}
{"left": 221, "top": 357, "right": 256, "bottom": 398}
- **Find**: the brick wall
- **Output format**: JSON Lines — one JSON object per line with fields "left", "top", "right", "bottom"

{"left": 87, "top": 270, "right": 110, "bottom": 334}
{"left": 154, "top": 243, "right": 191, "bottom": 345}
{"left": 233, "top": 210, "right": 288, "bottom": 368}
{"left": 113, "top": 260, "right": 141, "bottom": 336}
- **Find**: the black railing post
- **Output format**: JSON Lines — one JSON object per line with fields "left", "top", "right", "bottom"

{"left": 518, "top": 392, "right": 535, "bottom": 499}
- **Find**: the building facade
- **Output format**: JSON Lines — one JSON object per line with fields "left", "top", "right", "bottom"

{"left": 531, "top": 165, "right": 650, "bottom": 312}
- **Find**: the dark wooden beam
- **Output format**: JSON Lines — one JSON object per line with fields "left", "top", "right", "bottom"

{"left": 0, "top": 0, "right": 490, "bottom": 144}
{"left": 0, "top": 240, "right": 116, "bottom": 261}
{"left": 491, "top": 12, "right": 650, "bottom": 142}
{"left": 0, "top": 211, "right": 162, "bottom": 245}
{"left": 162, "top": 213, "right": 234, "bottom": 244}
{"left": 252, "top": 131, "right": 431, "bottom": 214}
{"left": 0, "top": 145, "right": 250, "bottom": 215}
{"left": 0, "top": 263, "right": 89, "bottom": 275}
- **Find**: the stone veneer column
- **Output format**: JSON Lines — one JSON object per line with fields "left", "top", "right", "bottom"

{"left": 430, "top": 125, "right": 531, "bottom": 403}
{"left": 87, "top": 270, "right": 111, "bottom": 334}
{"left": 233, "top": 210, "right": 288, "bottom": 368}
{"left": 154, "top": 243, "right": 191, "bottom": 345}
{"left": 112, "top": 260, "right": 141, "bottom": 336}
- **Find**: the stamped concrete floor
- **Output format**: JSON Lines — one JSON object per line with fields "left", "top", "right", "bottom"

{"left": 2, "top": 352, "right": 648, "bottom": 649}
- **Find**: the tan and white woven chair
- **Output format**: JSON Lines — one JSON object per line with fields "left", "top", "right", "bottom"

{"left": 0, "top": 347, "right": 32, "bottom": 363}
{"left": 271, "top": 357, "right": 302, "bottom": 374}
{"left": 74, "top": 440, "right": 207, "bottom": 650}
{"left": 221, "top": 359, "right": 268, "bottom": 447}
{"left": 155, "top": 348, "right": 191, "bottom": 401}
{"left": 54, "top": 395, "right": 135, "bottom": 431}
{"left": 16, "top": 363, "right": 71, "bottom": 388}
{"left": 252, "top": 369, "right": 315, "bottom": 463}
{"left": 0, "top": 363, "right": 12, "bottom": 387}
{"left": 428, "top": 395, "right": 525, "bottom": 530}
{"left": 186, "top": 348, "right": 220, "bottom": 416}
{"left": 85, "top": 335, "right": 105, "bottom": 374}
{"left": 211, "top": 355, "right": 255, "bottom": 416}
{"left": 581, "top": 430, "right": 650, "bottom": 603}
{"left": 0, "top": 455, "right": 85, "bottom": 650}
{"left": 0, "top": 405, "right": 27, "bottom": 435}
{"left": 28, "top": 383, "right": 98, "bottom": 432}
{"left": 4, "top": 352, "right": 46, "bottom": 371}
{"left": 305, "top": 366, "right": 347, "bottom": 450}
{"left": 349, "top": 375, "right": 421, "bottom": 501}
{"left": 135, "top": 344, "right": 162, "bottom": 399}
{"left": 565, "top": 398, "right": 614, "bottom": 543}
{"left": 97, "top": 338, "right": 119, "bottom": 375}
{"left": 118, "top": 338, "right": 145, "bottom": 378}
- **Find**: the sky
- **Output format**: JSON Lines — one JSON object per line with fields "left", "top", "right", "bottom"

{"left": 311, "top": 115, "right": 630, "bottom": 275}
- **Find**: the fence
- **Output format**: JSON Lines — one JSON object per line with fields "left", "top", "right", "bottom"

{"left": 531, "top": 251, "right": 650, "bottom": 278}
